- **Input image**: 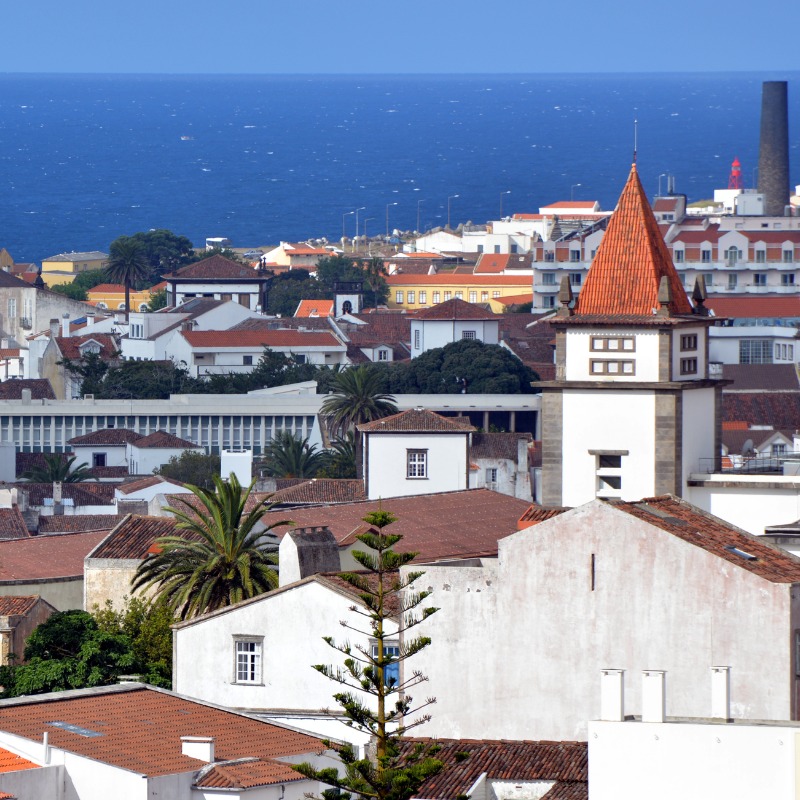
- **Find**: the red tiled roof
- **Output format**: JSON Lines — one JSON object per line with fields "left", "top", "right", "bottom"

{"left": 196, "top": 758, "right": 304, "bottom": 789}
{"left": 471, "top": 432, "right": 531, "bottom": 461}
{"left": 117, "top": 475, "right": 186, "bottom": 495}
{"left": 0, "top": 684, "right": 322, "bottom": 778}
{"left": 165, "top": 255, "right": 260, "bottom": 281}
{"left": 358, "top": 408, "right": 475, "bottom": 433}
{"left": 12, "top": 482, "right": 116, "bottom": 507}
{"left": 705, "top": 297, "right": 800, "bottom": 319}
{"left": 55, "top": 334, "right": 118, "bottom": 362}
{"left": 89, "top": 516, "right": 179, "bottom": 560}
{"left": 653, "top": 198, "right": 680, "bottom": 211}
{"left": 670, "top": 226, "right": 722, "bottom": 244}
{"left": 721, "top": 364, "right": 800, "bottom": 392}
{"left": 270, "top": 479, "right": 366, "bottom": 505}
{"left": 0, "top": 531, "right": 108, "bottom": 581}
{"left": 37, "top": 515, "right": 127, "bottom": 534}
{"left": 614, "top": 495, "right": 800, "bottom": 583}
{"left": 182, "top": 330, "right": 341, "bottom": 348}
{"left": 403, "top": 739, "right": 587, "bottom": 800}
{"left": 0, "top": 746, "right": 38, "bottom": 775}
{"left": 0, "top": 596, "right": 40, "bottom": 617}
{"left": 722, "top": 393, "right": 800, "bottom": 430}
{"left": 262, "top": 489, "right": 532, "bottom": 562}
{"left": 517, "top": 504, "right": 568, "bottom": 530}
{"left": 294, "top": 299, "right": 334, "bottom": 318}
{"left": 0, "top": 507, "right": 30, "bottom": 540}
{"left": 496, "top": 292, "right": 534, "bottom": 306}
{"left": 414, "top": 298, "right": 497, "bottom": 321}
{"left": 68, "top": 428, "right": 143, "bottom": 446}
{"left": 87, "top": 284, "right": 126, "bottom": 294}
{"left": 474, "top": 253, "right": 511, "bottom": 273}
{"left": 575, "top": 165, "right": 692, "bottom": 317}
{"left": 0, "top": 349, "right": 21, "bottom": 359}
{"left": 132, "top": 431, "right": 200, "bottom": 449}
{"left": 0, "top": 379, "right": 55, "bottom": 401}
{"left": 386, "top": 275, "right": 531, "bottom": 286}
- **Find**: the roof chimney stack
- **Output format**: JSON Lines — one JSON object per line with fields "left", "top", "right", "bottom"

{"left": 758, "top": 81, "right": 791, "bottom": 216}
{"left": 49, "top": 319, "right": 59, "bottom": 339}
{"left": 711, "top": 666, "right": 732, "bottom": 721}
{"left": 61, "top": 313, "right": 71, "bottom": 338}
{"left": 641, "top": 670, "right": 666, "bottom": 723}
{"left": 181, "top": 736, "right": 215, "bottom": 763}
{"left": 599, "top": 669, "right": 625, "bottom": 721}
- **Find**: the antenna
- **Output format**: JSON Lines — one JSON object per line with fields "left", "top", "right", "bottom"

{"left": 633, "top": 118, "right": 638, "bottom": 164}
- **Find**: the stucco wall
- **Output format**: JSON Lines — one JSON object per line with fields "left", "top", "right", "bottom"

{"left": 0, "top": 578, "right": 83, "bottom": 611}
{"left": 565, "top": 329, "right": 660, "bottom": 382}
{"left": 687, "top": 484, "right": 800, "bottom": 535}
{"left": 405, "top": 501, "right": 796, "bottom": 742}
{"left": 173, "top": 580, "right": 398, "bottom": 742}
{"left": 84, "top": 559, "right": 144, "bottom": 611}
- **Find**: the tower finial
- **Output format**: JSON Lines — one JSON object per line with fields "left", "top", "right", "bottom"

{"left": 556, "top": 275, "right": 574, "bottom": 317}
{"left": 633, "top": 119, "right": 638, "bottom": 165}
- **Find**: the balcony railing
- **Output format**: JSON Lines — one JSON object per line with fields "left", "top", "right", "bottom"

{"left": 698, "top": 452, "right": 800, "bottom": 475}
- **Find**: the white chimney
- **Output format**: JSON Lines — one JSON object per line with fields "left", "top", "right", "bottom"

{"left": 85, "top": 310, "right": 96, "bottom": 331}
{"left": 49, "top": 319, "right": 59, "bottom": 339}
{"left": 61, "top": 313, "right": 70, "bottom": 337}
{"left": 641, "top": 670, "right": 666, "bottom": 723}
{"left": 52, "top": 482, "right": 62, "bottom": 504}
{"left": 711, "top": 666, "right": 731, "bottom": 720}
{"left": 600, "top": 669, "right": 625, "bottom": 721}
{"left": 181, "top": 736, "right": 215, "bottom": 763}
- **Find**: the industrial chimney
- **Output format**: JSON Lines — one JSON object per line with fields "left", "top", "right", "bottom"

{"left": 758, "top": 81, "right": 791, "bottom": 216}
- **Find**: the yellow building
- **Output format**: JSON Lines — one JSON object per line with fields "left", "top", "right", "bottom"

{"left": 87, "top": 284, "right": 153, "bottom": 312}
{"left": 385, "top": 274, "right": 532, "bottom": 313}
{"left": 41, "top": 251, "right": 109, "bottom": 288}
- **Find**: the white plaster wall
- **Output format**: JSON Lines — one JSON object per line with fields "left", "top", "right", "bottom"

{"left": 405, "top": 501, "right": 795, "bottom": 742}
{"left": 686, "top": 484, "right": 800, "bottom": 535}
{"left": 589, "top": 719, "right": 798, "bottom": 800}
{"left": 61, "top": 750, "right": 148, "bottom": 800}
{"left": 411, "top": 319, "right": 499, "bottom": 357}
{"left": 670, "top": 326, "right": 706, "bottom": 381}
{"left": 363, "top": 433, "right": 469, "bottom": 499}
{"left": 0, "top": 578, "right": 84, "bottom": 611}
{"left": 71, "top": 444, "right": 127, "bottom": 469}
{"left": 561, "top": 390, "right": 656, "bottom": 506}
{"left": 173, "top": 580, "right": 398, "bottom": 732}
{"left": 564, "top": 329, "right": 660, "bottom": 382}
{"left": 0, "top": 765, "right": 64, "bottom": 800}
{"left": 114, "top": 482, "right": 193, "bottom": 504}
{"left": 127, "top": 445, "right": 202, "bottom": 475}
{"left": 708, "top": 334, "right": 740, "bottom": 365}
{"left": 681, "top": 387, "right": 716, "bottom": 485}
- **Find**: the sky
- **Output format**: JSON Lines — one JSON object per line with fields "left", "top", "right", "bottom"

{"left": 1, "top": 0, "right": 798, "bottom": 75}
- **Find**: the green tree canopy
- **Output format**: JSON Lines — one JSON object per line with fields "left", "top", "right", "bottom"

{"left": 132, "top": 474, "right": 292, "bottom": 620}
{"left": 50, "top": 268, "right": 108, "bottom": 301}
{"left": 265, "top": 270, "right": 325, "bottom": 317}
{"left": 147, "top": 287, "right": 167, "bottom": 311}
{"left": 22, "top": 454, "right": 94, "bottom": 483}
{"left": 92, "top": 359, "right": 199, "bottom": 399}
{"left": 127, "top": 229, "right": 196, "bottom": 285}
{"left": 292, "top": 510, "right": 443, "bottom": 800}
{"left": 105, "top": 237, "right": 150, "bottom": 313}
{"left": 155, "top": 451, "right": 221, "bottom": 490}
{"left": 321, "top": 365, "right": 398, "bottom": 436}
{"left": 261, "top": 431, "right": 328, "bottom": 478}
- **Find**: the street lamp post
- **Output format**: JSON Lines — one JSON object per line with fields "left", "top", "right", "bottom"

{"left": 363, "top": 218, "right": 375, "bottom": 255}
{"left": 658, "top": 173, "right": 668, "bottom": 197}
{"left": 447, "top": 194, "right": 460, "bottom": 229}
{"left": 386, "top": 202, "right": 398, "bottom": 238}
{"left": 342, "top": 210, "right": 355, "bottom": 241}
{"left": 500, "top": 190, "right": 511, "bottom": 218}
{"left": 417, "top": 198, "right": 426, "bottom": 234}
{"left": 354, "top": 206, "right": 366, "bottom": 253}
{"left": 570, "top": 183, "right": 581, "bottom": 201}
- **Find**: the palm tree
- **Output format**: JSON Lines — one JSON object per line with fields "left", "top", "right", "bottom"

{"left": 105, "top": 236, "right": 149, "bottom": 314}
{"left": 323, "top": 431, "right": 357, "bottom": 478}
{"left": 22, "top": 454, "right": 94, "bottom": 483}
{"left": 131, "top": 474, "right": 292, "bottom": 620}
{"left": 261, "top": 431, "right": 328, "bottom": 479}
{"left": 321, "top": 365, "right": 398, "bottom": 436}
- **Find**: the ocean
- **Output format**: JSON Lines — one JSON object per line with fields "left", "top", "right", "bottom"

{"left": 0, "top": 72, "right": 798, "bottom": 264}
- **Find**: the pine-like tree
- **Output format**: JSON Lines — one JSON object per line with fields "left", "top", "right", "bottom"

{"left": 292, "top": 510, "right": 444, "bottom": 800}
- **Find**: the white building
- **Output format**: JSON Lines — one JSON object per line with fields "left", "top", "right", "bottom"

{"left": 358, "top": 408, "right": 474, "bottom": 500}
{"left": 409, "top": 299, "right": 499, "bottom": 358}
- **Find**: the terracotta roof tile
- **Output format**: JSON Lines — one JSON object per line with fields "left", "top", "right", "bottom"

{"left": 196, "top": 758, "right": 305, "bottom": 789}
{"left": 37, "top": 515, "right": 127, "bottom": 534}
{"left": 270, "top": 479, "right": 366, "bottom": 505}
{"left": 575, "top": 165, "right": 692, "bottom": 317}
{"left": 89, "top": 516, "right": 179, "bottom": 560}
{"left": 721, "top": 364, "right": 800, "bottom": 392}
{"left": 517, "top": 503, "right": 568, "bottom": 530}
{"left": 722, "top": 393, "right": 800, "bottom": 430}
{"left": 87, "top": 283, "right": 126, "bottom": 294}
{"left": 182, "top": 330, "right": 342, "bottom": 348}
{"left": 132, "top": 431, "right": 200, "bottom": 449}
{"left": 414, "top": 298, "right": 497, "bottom": 321}
{"left": 262, "top": 489, "right": 532, "bottom": 562}
{"left": 0, "top": 379, "right": 55, "bottom": 401}
{"left": 0, "top": 746, "right": 38, "bottom": 775}
{"left": 0, "top": 596, "right": 40, "bottom": 617}
{"left": 471, "top": 432, "right": 531, "bottom": 461}
{"left": 117, "top": 475, "right": 187, "bottom": 495}
{"left": 165, "top": 255, "right": 260, "bottom": 281}
{"left": 385, "top": 275, "right": 531, "bottom": 286}
{"left": 358, "top": 408, "right": 475, "bottom": 433}
{"left": 294, "top": 299, "right": 334, "bottom": 318}
{"left": 613, "top": 495, "right": 800, "bottom": 583}
{"left": 0, "top": 531, "right": 108, "bottom": 580}
{"left": 68, "top": 428, "right": 143, "bottom": 446}
{"left": 12, "top": 482, "right": 116, "bottom": 507}
{"left": 401, "top": 739, "right": 587, "bottom": 800}
{"left": 0, "top": 507, "right": 30, "bottom": 540}
{"left": 55, "top": 334, "right": 119, "bottom": 362}
{"left": 0, "top": 684, "right": 322, "bottom": 778}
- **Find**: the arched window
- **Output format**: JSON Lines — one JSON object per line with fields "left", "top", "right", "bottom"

{"left": 139, "top": 303, "right": 148, "bottom": 312}
{"left": 342, "top": 300, "right": 352, "bottom": 314}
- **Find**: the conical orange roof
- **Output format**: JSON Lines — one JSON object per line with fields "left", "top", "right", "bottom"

{"left": 575, "top": 164, "right": 692, "bottom": 316}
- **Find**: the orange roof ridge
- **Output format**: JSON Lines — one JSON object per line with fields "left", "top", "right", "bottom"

{"left": 575, "top": 164, "right": 692, "bottom": 317}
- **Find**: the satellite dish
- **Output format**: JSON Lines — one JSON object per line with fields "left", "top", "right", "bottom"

{"left": 741, "top": 439, "right": 755, "bottom": 458}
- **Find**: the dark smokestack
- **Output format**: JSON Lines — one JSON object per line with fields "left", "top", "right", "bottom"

{"left": 758, "top": 81, "right": 790, "bottom": 216}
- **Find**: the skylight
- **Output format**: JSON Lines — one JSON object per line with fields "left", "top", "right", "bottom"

{"left": 724, "top": 545, "right": 757, "bottom": 561}
{"left": 47, "top": 721, "right": 104, "bottom": 738}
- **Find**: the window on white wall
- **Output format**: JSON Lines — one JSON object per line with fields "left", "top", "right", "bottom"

{"left": 234, "top": 638, "right": 263, "bottom": 684}
{"left": 406, "top": 450, "right": 427, "bottom": 479}
{"left": 371, "top": 642, "right": 400, "bottom": 686}
{"left": 462, "top": 330, "right": 476, "bottom": 340}
{"left": 414, "top": 330, "right": 420, "bottom": 350}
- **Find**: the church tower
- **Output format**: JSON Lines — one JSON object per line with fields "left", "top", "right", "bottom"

{"left": 541, "top": 163, "right": 723, "bottom": 507}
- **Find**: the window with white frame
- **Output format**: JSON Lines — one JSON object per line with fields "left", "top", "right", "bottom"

{"left": 492, "top": 291, "right": 500, "bottom": 299}
{"left": 569, "top": 250, "right": 581, "bottom": 262}
{"left": 783, "top": 250, "right": 794, "bottom": 263}
{"left": 782, "top": 274, "right": 795, "bottom": 286}
{"left": 462, "top": 330, "right": 476, "bottom": 340}
{"left": 542, "top": 272, "right": 556, "bottom": 285}
{"left": 674, "top": 249, "right": 685, "bottom": 263}
{"left": 433, "top": 291, "right": 440, "bottom": 304}
{"left": 455, "top": 291, "right": 463, "bottom": 300}
{"left": 407, "top": 291, "right": 415, "bottom": 304}
{"left": 591, "top": 336, "right": 635, "bottom": 352}
{"left": 727, "top": 273, "right": 738, "bottom": 289}
{"left": 542, "top": 296, "right": 556, "bottom": 308}
{"left": 701, "top": 249, "right": 712, "bottom": 263}
{"left": 754, "top": 273, "right": 767, "bottom": 286}
{"left": 419, "top": 291, "right": 427, "bottom": 304}
{"left": 444, "top": 291, "right": 452, "bottom": 301}
{"left": 740, "top": 339, "right": 772, "bottom": 364}
{"left": 469, "top": 291, "right": 477, "bottom": 303}
{"left": 756, "top": 250, "right": 766, "bottom": 263}
{"left": 481, "top": 291, "right": 489, "bottom": 301}
{"left": 570, "top": 273, "right": 582, "bottom": 286}
{"left": 486, "top": 467, "right": 497, "bottom": 486}
{"left": 414, "top": 329, "right": 420, "bottom": 350}
{"left": 234, "top": 638, "right": 263, "bottom": 684}
{"left": 378, "top": 349, "right": 389, "bottom": 361}
{"left": 407, "top": 450, "right": 427, "bottom": 479}
{"left": 371, "top": 642, "right": 400, "bottom": 686}
{"left": 395, "top": 291, "right": 404, "bottom": 303}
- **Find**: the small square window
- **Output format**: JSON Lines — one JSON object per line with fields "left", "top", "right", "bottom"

{"left": 492, "top": 291, "right": 500, "bottom": 299}
{"left": 674, "top": 250, "right": 685, "bottom": 263}
{"left": 680, "top": 334, "right": 698, "bottom": 351}
{"left": 680, "top": 357, "right": 698, "bottom": 375}
{"left": 542, "top": 272, "right": 556, "bottom": 286}
{"left": 569, "top": 250, "right": 581, "bottom": 262}
{"left": 754, "top": 273, "right": 767, "bottom": 287}
{"left": 455, "top": 291, "right": 463, "bottom": 300}
{"left": 570, "top": 273, "right": 582, "bottom": 286}
{"left": 407, "top": 449, "right": 427, "bottom": 479}
{"left": 243, "top": 355, "right": 253, "bottom": 366}
{"left": 598, "top": 454, "right": 621, "bottom": 469}
{"left": 462, "top": 330, "right": 476, "bottom": 340}
{"left": 782, "top": 274, "right": 795, "bottom": 286}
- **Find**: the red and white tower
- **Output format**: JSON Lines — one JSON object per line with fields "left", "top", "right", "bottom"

{"left": 728, "top": 156, "right": 743, "bottom": 190}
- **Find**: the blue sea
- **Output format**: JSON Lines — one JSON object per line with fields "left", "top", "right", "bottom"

{"left": 0, "top": 72, "right": 798, "bottom": 264}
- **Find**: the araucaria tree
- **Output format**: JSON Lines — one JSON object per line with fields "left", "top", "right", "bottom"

{"left": 131, "top": 474, "right": 291, "bottom": 620}
{"left": 292, "top": 510, "right": 444, "bottom": 800}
